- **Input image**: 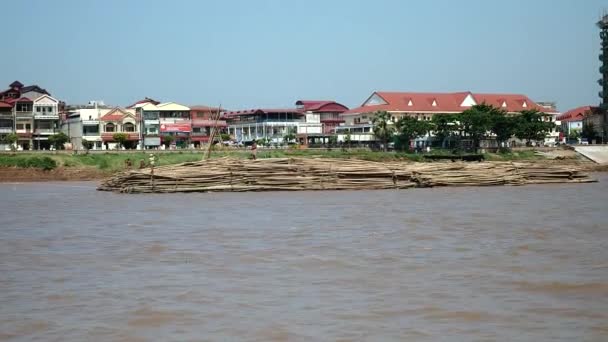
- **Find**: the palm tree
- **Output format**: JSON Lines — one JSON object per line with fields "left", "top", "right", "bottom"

{"left": 371, "top": 111, "right": 394, "bottom": 152}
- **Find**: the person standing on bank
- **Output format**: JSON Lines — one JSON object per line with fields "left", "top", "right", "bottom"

{"left": 251, "top": 141, "right": 257, "bottom": 160}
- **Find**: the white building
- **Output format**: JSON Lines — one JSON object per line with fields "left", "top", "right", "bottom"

{"left": 226, "top": 108, "right": 322, "bottom": 144}
{"left": 340, "top": 91, "right": 561, "bottom": 147}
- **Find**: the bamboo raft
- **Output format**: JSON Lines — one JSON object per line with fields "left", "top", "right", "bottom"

{"left": 96, "top": 158, "right": 596, "bottom": 194}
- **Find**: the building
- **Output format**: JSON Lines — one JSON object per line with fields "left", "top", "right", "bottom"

{"left": 0, "top": 81, "right": 60, "bottom": 150}
{"left": 100, "top": 108, "right": 140, "bottom": 149}
{"left": 61, "top": 102, "right": 115, "bottom": 150}
{"left": 190, "top": 106, "right": 227, "bottom": 147}
{"left": 226, "top": 108, "right": 304, "bottom": 143}
{"left": 295, "top": 100, "right": 348, "bottom": 134}
{"left": 0, "top": 101, "right": 12, "bottom": 150}
{"left": 582, "top": 107, "right": 607, "bottom": 144}
{"left": 134, "top": 101, "right": 190, "bottom": 149}
{"left": 339, "top": 91, "right": 560, "bottom": 146}
{"left": 557, "top": 106, "right": 595, "bottom": 137}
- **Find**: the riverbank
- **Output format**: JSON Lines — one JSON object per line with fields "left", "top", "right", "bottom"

{"left": 0, "top": 149, "right": 604, "bottom": 182}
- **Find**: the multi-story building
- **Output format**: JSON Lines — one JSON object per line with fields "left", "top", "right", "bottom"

{"left": 0, "top": 81, "right": 60, "bottom": 150}
{"left": 295, "top": 100, "right": 349, "bottom": 134}
{"left": 226, "top": 107, "right": 322, "bottom": 144}
{"left": 61, "top": 102, "right": 114, "bottom": 150}
{"left": 134, "top": 101, "right": 190, "bottom": 149}
{"left": 100, "top": 108, "right": 140, "bottom": 149}
{"left": 339, "top": 91, "right": 560, "bottom": 146}
{"left": 557, "top": 106, "right": 594, "bottom": 137}
{"left": 32, "top": 94, "right": 60, "bottom": 149}
{"left": 190, "top": 106, "right": 227, "bottom": 147}
{"left": 0, "top": 101, "right": 12, "bottom": 149}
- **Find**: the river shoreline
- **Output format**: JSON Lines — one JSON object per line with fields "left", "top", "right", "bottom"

{"left": 1, "top": 160, "right": 606, "bottom": 183}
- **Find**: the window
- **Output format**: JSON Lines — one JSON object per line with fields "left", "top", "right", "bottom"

{"left": 26, "top": 124, "right": 31, "bottom": 130}
{"left": 105, "top": 123, "right": 115, "bottom": 132}
{"left": 123, "top": 123, "right": 135, "bottom": 132}
{"left": 16, "top": 124, "right": 24, "bottom": 130}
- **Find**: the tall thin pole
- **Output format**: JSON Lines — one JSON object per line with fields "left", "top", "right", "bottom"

{"left": 203, "top": 105, "right": 222, "bottom": 160}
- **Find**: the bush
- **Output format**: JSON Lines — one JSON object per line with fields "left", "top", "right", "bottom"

{"left": 0, "top": 155, "right": 57, "bottom": 170}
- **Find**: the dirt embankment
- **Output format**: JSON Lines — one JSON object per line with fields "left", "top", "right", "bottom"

{"left": 0, "top": 167, "right": 110, "bottom": 182}
{"left": 1, "top": 160, "right": 606, "bottom": 183}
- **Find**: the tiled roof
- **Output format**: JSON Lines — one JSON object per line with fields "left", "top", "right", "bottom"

{"left": 100, "top": 107, "right": 136, "bottom": 121}
{"left": 557, "top": 106, "right": 596, "bottom": 122}
{"left": 3, "top": 97, "right": 32, "bottom": 104}
{"left": 342, "top": 91, "right": 556, "bottom": 116}
{"left": 190, "top": 105, "right": 223, "bottom": 112}
{"left": 295, "top": 100, "right": 349, "bottom": 113}
{"left": 226, "top": 108, "right": 304, "bottom": 118}
{"left": 0, "top": 101, "right": 12, "bottom": 108}
{"left": 127, "top": 97, "right": 160, "bottom": 108}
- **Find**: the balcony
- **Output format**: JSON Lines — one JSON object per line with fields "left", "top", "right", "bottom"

{"left": 34, "top": 129, "right": 56, "bottom": 135}
{"left": 82, "top": 120, "right": 99, "bottom": 125}
{"left": 101, "top": 132, "right": 140, "bottom": 141}
{"left": 192, "top": 119, "right": 227, "bottom": 127}
{"left": 34, "top": 114, "right": 59, "bottom": 120}
{"left": 0, "top": 127, "right": 12, "bottom": 134}
{"left": 15, "top": 111, "right": 34, "bottom": 118}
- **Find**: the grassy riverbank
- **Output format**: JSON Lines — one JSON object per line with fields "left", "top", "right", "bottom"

{"left": 0, "top": 148, "right": 579, "bottom": 175}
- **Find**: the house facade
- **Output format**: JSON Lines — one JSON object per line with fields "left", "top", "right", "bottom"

{"left": 134, "top": 101, "right": 190, "bottom": 149}
{"left": 295, "top": 100, "right": 348, "bottom": 134}
{"left": 100, "top": 108, "right": 140, "bottom": 149}
{"left": 0, "top": 81, "right": 60, "bottom": 150}
{"left": 557, "top": 106, "right": 593, "bottom": 137}
{"left": 226, "top": 108, "right": 323, "bottom": 144}
{"left": 339, "top": 91, "right": 560, "bottom": 146}
{"left": 190, "top": 106, "right": 227, "bottom": 147}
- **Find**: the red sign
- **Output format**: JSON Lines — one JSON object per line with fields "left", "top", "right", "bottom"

{"left": 160, "top": 123, "right": 191, "bottom": 133}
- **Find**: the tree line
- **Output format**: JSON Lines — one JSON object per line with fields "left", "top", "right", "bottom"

{"left": 371, "top": 104, "right": 556, "bottom": 152}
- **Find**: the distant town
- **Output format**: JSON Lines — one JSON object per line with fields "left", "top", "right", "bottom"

{"left": 0, "top": 82, "right": 604, "bottom": 152}
{"left": 1, "top": 14, "right": 607, "bottom": 152}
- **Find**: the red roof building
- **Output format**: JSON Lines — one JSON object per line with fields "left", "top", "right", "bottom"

{"left": 296, "top": 100, "right": 349, "bottom": 134}
{"left": 342, "top": 91, "right": 557, "bottom": 119}
{"left": 557, "top": 106, "right": 596, "bottom": 122}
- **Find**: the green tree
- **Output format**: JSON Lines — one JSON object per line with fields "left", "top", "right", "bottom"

{"left": 568, "top": 130, "right": 581, "bottom": 141}
{"left": 112, "top": 132, "right": 129, "bottom": 149}
{"left": 220, "top": 133, "right": 231, "bottom": 142}
{"left": 343, "top": 132, "right": 352, "bottom": 148}
{"left": 581, "top": 123, "right": 597, "bottom": 142}
{"left": 458, "top": 104, "right": 498, "bottom": 151}
{"left": 514, "top": 110, "right": 554, "bottom": 146}
{"left": 283, "top": 127, "right": 297, "bottom": 144}
{"left": 432, "top": 114, "right": 460, "bottom": 148}
{"left": 490, "top": 112, "right": 517, "bottom": 148}
{"left": 162, "top": 134, "right": 175, "bottom": 148}
{"left": 48, "top": 132, "right": 69, "bottom": 150}
{"left": 81, "top": 138, "right": 94, "bottom": 154}
{"left": 371, "top": 111, "right": 394, "bottom": 152}
{"left": 394, "top": 116, "right": 433, "bottom": 151}
{"left": 4, "top": 133, "right": 18, "bottom": 151}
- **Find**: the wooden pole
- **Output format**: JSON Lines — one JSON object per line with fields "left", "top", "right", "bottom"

{"left": 204, "top": 105, "right": 222, "bottom": 160}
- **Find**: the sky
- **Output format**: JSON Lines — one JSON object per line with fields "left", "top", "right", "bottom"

{"left": 1, "top": 0, "right": 605, "bottom": 111}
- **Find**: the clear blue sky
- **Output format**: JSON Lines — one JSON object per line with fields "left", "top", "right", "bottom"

{"left": 1, "top": 0, "right": 605, "bottom": 111}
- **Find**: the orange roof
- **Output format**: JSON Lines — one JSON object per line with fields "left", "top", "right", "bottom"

{"left": 100, "top": 108, "right": 137, "bottom": 121}
{"left": 342, "top": 91, "right": 556, "bottom": 115}
{"left": 557, "top": 106, "right": 597, "bottom": 122}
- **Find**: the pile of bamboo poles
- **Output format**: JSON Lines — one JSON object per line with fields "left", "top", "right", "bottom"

{"left": 97, "top": 158, "right": 595, "bottom": 194}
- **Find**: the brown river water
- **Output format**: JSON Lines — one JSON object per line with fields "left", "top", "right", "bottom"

{"left": 1, "top": 176, "right": 607, "bottom": 341}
